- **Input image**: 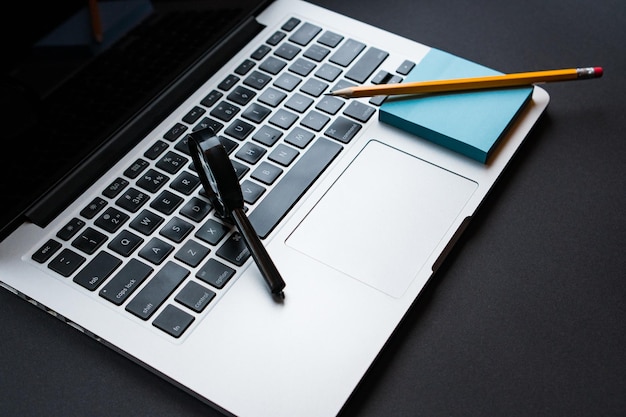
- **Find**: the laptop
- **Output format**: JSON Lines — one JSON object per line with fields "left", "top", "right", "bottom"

{"left": 0, "top": 0, "right": 549, "bottom": 416}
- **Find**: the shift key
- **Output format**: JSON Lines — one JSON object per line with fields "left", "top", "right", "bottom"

{"left": 126, "top": 261, "right": 189, "bottom": 320}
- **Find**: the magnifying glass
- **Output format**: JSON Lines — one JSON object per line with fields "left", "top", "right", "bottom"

{"left": 187, "top": 127, "right": 286, "bottom": 299}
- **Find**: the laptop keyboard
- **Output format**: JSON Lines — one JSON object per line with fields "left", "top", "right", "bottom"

{"left": 30, "top": 16, "right": 415, "bottom": 339}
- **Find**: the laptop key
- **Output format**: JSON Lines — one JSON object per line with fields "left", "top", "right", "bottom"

{"left": 126, "top": 261, "right": 188, "bottom": 320}
{"left": 153, "top": 304, "right": 194, "bottom": 338}
{"left": 99, "top": 258, "right": 153, "bottom": 306}
{"left": 329, "top": 38, "right": 366, "bottom": 67}
{"left": 32, "top": 239, "right": 62, "bottom": 263}
{"left": 72, "top": 227, "right": 107, "bottom": 255}
{"left": 48, "top": 248, "right": 85, "bottom": 277}
{"left": 73, "top": 251, "right": 122, "bottom": 291}
{"left": 344, "top": 47, "right": 389, "bottom": 83}
{"left": 175, "top": 281, "right": 215, "bottom": 313}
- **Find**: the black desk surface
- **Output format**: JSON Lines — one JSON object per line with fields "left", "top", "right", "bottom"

{"left": 2, "top": 0, "right": 624, "bottom": 416}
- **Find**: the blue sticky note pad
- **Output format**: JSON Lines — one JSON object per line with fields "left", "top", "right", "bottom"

{"left": 379, "top": 48, "right": 533, "bottom": 163}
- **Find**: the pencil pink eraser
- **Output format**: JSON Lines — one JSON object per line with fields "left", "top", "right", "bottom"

{"left": 594, "top": 67, "right": 603, "bottom": 77}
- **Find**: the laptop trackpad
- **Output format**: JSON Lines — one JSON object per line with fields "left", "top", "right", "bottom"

{"left": 286, "top": 140, "right": 477, "bottom": 298}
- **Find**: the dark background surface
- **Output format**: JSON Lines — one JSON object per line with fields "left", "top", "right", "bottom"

{"left": 2, "top": 0, "right": 625, "bottom": 416}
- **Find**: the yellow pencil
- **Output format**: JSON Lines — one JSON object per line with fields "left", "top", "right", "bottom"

{"left": 327, "top": 67, "right": 603, "bottom": 98}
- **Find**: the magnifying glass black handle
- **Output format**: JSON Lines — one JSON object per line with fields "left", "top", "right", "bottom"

{"left": 231, "top": 207, "right": 286, "bottom": 298}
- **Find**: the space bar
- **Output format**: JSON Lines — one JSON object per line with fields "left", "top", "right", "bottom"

{"left": 249, "top": 138, "right": 343, "bottom": 239}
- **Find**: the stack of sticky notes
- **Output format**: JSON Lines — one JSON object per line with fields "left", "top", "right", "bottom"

{"left": 379, "top": 48, "right": 533, "bottom": 163}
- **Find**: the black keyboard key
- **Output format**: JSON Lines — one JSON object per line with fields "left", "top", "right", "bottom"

{"left": 259, "top": 56, "right": 287, "bottom": 75}
{"left": 252, "top": 125, "right": 282, "bottom": 146}
{"left": 267, "top": 31, "right": 286, "bottom": 46}
{"left": 139, "top": 237, "right": 173, "bottom": 265}
{"left": 150, "top": 190, "right": 184, "bottom": 215}
{"left": 170, "top": 171, "right": 200, "bottom": 195}
{"left": 250, "top": 44, "right": 271, "bottom": 60}
{"left": 160, "top": 217, "right": 194, "bottom": 243}
{"left": 48, "top": 248, "right": 86, "bottom": 277}
{"left": 130, "top": 209, "right": 164, "bottom": 235}
{"left": 174, "top": 239, "right": 210, "bottom": 267}
{"left": 200, "top": 90, "right": 223, "bottom": 108}
{"left": 249, "top": 138, "right": 343, "bottom": 238}
{"left": 281, "top": 17, "right": 300, "bottom": 32}
{"left": 344, "top": 47, "right": 389, "bottom": 83}
{"left": 136, "top": 169, "right": 169, "bottom": 193}
{"left": 196, "top": 258, "right": 235, "bottom": 289}
{"left": 193, "top": 117, "right": 224, "bottom": 134}
{"left": 329, "top": 39, "right": 365, "bottom": 67}
{"left": 343, "top": 101, "right": 377, "bottom": 122}
{"left": 218, "top": 74, "right": 240, "bottom": 91}
{"left": 288, "top": 22, "right": 322, "bottom": 46}
{"left": 81, "top": 197, "right": 108, "bottom": 219}
{"left": 289, "top": 58, "right": 316, "bottom": 77}
{"left": 107, "top": 229, "right": 144, "bottom": 257}
{"left": 251, "top": 162, "right": 283, "bottom": 185}
{"left": 303, "top": 44, "right": 330, "bottom": 62}
{"left": 153, "top": 305, "right": 194, "bottom": 338}
{"left": 268, "top": 144, "right": 299, "bottom": 167}
{"left": 73, "top": 251, "right": 122, "bottom": 291}
{"left": 224, "top": 119, "right": 255, "bottom": 141}
{"left": 156, "top": 151, "right": 189, "bottom": 174}
{"left": 234, "top": 59, "right": 255, "bottom": 75}
{"left": 285, "top": 93, "right": 314, "bottom": 113}
{"left": 32, "top": 239, "right": 62, "bottom": 264}
{"left": 275, "top": 42, "right": 301, "bottom": 60}
{"left": 318, "top": 31, "right": 343, "bottom": 48}
{"left": 94, "top": 207, "right": 130, "bottom": 233}
{"left": 258, "top": 87, "right": 287, "bottom": 107}
{"left": 195, "top": 218, "right": 229, "bottom": 245}
{"left": 315, "top": 95, "right": 344, "bottom": 115}
{"left": 126, "top": 261, "right": 188, "bottom": 320}
{"left": 240, "top": 180, "right": 266, "bottom": 204}
{"left": 273, "top": 72, "right": 302, "bottom": 92}
{"left": 72, "top": 227, "right": 107, "bottom": 255}
{"left": 210, "top": 101, "right": 240, "bottom": 122}
{"left": 182, "top": 106, "right": 206, "bottom": 125}
{"left": 144, "top": 139, "right": 170, "bottom": 160}
{"left": 269, "top": 109, "right": 298, "bottom": 130}
{"left": 179, "top": 197, "right": 212, "bottom": 222}
{"left": 244, "top": 70, "right": 272, "bottom": 90}
{"left": 57, "top": 217, "right": 86, "bottom": 241}
{"left": 397, "top": 59, "right": 416, "bottom": 75}
{"left": 99, "top": 259, "right": 153, "bottom": 305}
{"left": 301, "top": 110, "right": 330, "bottom": 132}
{"left": 124, "top": 159, "right": 149, "bottom": 179}
{"left": 216, "top": 232, "right": 250, "bottom": 266}
{"left": 324, "top": 116, "right": 362, "bottom": 143}
{"left": 242, "top": 103, "right": 271, "bottom": 123}
{"left": 300, "top": 78, "right": 329, "bottom": 97}
{"left": 235, "top": 142, "right": 267, "bottom": 165}
{"left": 227, "top": 86, "right": 256, "bottom": 106}
{"left": 284, "top": 126, "right": 315, "bottom": 149}
{"left": 230, "top": 159, "right": 249, "bottom": 180}
{"left": 102, "top": 178, "right": 129, "bottom": 199}
{"left": 116, "top": 188, "right": 150, "bottom": 213}
{"left": 175, "top": 281, "right": 215, "bottom": 313}
{"left": 163, "top": 123, "right": 188, "bottom": 142}
{"left": 314, "top": 63, "right": 342, "bottom": 82}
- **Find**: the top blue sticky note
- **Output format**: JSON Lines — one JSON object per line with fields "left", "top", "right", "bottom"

{"left": 379, "top": 48, "right": 533, "bottom": 163}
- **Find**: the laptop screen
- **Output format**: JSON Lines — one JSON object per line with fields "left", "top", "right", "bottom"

{"left": 1, "top": 0, "right": 268, "bottom": 240}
